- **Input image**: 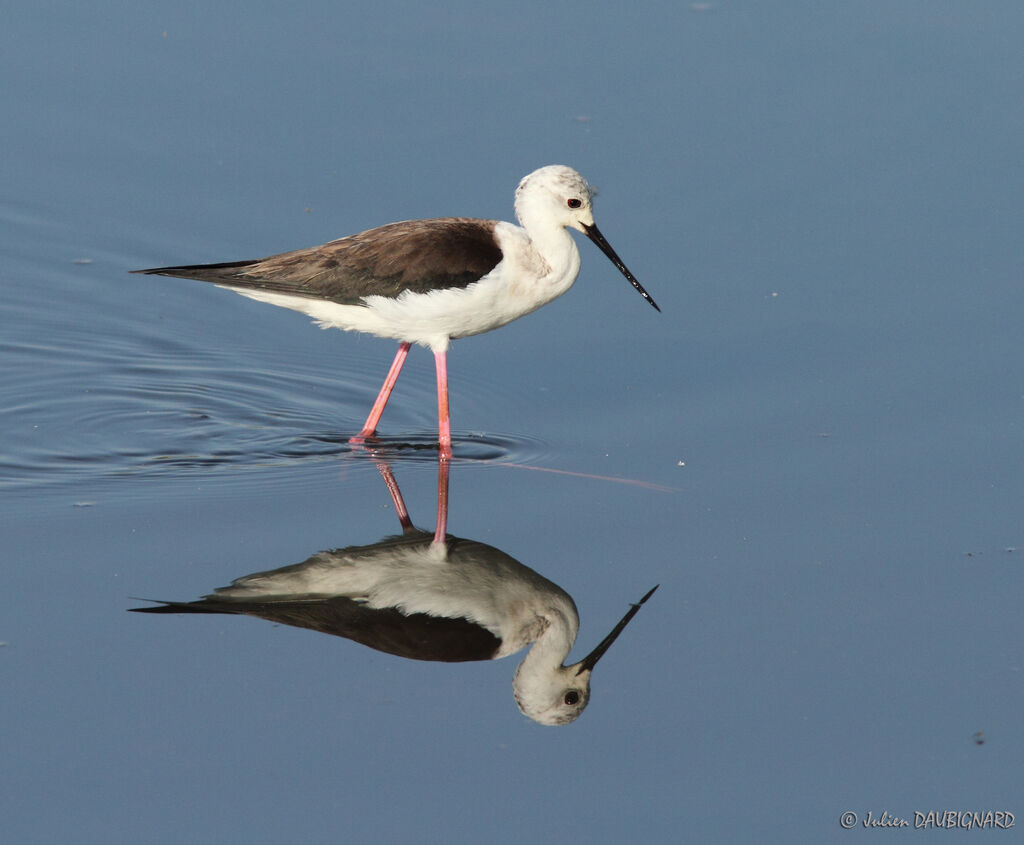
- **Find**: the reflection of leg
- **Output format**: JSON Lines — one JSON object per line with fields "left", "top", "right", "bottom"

{"left": 352, "top": 342, "right": 411, "bottom": 441}
{"left": 433, "top": 453, "right": 450, "bottom": 546}
{"left": 434, "top": 349, "right": 452, "bottom": 461}
{"left": 376, "top": 460, "right": 413, "bottom": 531}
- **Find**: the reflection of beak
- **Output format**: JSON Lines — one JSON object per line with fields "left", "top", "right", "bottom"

{"left": 576, "top": 585, "right": 659, "bottom": 675}
{"left": 582, "top": 223, "right": 661, "bottom": 312}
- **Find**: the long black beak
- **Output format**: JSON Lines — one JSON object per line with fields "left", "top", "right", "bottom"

{"left": 576, "top": 584, "right": 659, "bottom": 675}
{"left": 583, "top": 223, "right": 660, "bottom": 313}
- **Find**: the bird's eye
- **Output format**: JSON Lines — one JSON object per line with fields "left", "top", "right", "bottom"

{"left": 564, "top": 690, "right": 580, "bottom": 706}
{"left": 567, "top": 198, "right": 582, "bottom": 209}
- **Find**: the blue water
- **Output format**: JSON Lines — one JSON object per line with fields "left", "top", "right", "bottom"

{"left": 3, "top": 2, "right": 1022, "bottom": 842}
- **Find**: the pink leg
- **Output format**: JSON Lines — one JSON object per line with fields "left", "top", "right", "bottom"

{"left": 376, "top": 460, "right": 413, "bottom": 532}
{"left": 376, "top": 455, "right": 447, "bottom": 545}
{"left": 351, "top": 342, "right": 410, "bottom": 444}
{"left": 434, "top": 349, "right": 452, "bottom": 462}
{"left": 433, "top": 453, "right": 450, "bottom": 545}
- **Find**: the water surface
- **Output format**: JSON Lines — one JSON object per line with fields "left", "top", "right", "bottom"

{"left": 3, "top": 3, "right": 1022, "bottom": 842}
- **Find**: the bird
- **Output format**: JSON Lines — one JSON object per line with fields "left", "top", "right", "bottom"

{"left": 132, "top": 533, "right": 658, "bottom": 726}
{"left": 133, "top": 165, "right": 660, "bottom": 460}
{"left": 131, "top": 459, "right": 658, "bottom": 725}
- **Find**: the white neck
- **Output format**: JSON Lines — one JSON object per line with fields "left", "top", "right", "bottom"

{"left": 514, "top": 198, "right": 581, "bottom": 284}
{"left": 512, "top": 605, "right": 577, "bottom": 691}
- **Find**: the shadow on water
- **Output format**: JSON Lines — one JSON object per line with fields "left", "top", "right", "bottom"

{"left": 131, "top": 458, "right": 657, "bottom": 726}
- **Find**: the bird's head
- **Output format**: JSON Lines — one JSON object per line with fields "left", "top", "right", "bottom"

{"left": 515, "top": 165, "right": 660, "bottom": 312}
{"left": 514, "top": 164, "right": 596, "bottom": 232}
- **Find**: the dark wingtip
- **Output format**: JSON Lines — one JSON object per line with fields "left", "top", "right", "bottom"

{"left": 127, "top": 599, "right": 175, "bottom": 613}
{"left": 131, "top": 267, "right": 180, "bottom": 276}
{"left": 129, "top": 259, "right": 262, "bottom": 281}
{"left": 127, "top": 598, "right": 219, "bottom": 614}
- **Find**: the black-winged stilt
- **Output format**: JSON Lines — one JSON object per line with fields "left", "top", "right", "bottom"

{"left": 131, "top": 460, "right": 658, "bottom": 725}
{"left": 134, "top": 166, "right": 659, "bottom": 460}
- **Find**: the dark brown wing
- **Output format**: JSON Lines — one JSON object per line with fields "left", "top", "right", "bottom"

{"left": 130, "top": 596, "right": 502, "bottom": 662}
{"left": 133, "top": 217, "right": 503, "bottom": 304}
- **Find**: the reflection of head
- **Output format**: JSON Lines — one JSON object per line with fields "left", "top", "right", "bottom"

{"left": 514, "top": 663, "right": 593, "bottom": 726}
{"left": 511, "top": 584, "right": 658, "bottom": 726}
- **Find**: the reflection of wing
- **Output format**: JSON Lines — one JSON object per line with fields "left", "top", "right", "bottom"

{"left": 134, "top": 597, "right": 501, "bottom": 662}
{"left": 132, "top": 218, "right": 503, "bottom": 304}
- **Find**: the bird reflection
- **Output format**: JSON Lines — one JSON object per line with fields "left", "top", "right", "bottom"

{"left": 132, "top": 460, "right": 657, "bottom": 725}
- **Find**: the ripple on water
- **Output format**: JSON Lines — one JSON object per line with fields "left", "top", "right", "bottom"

{"left": 2, "top": 337, "right": 554, "bottom": 492}
{"left": 307, "top": 430, "right": 553, "bottom": 465}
